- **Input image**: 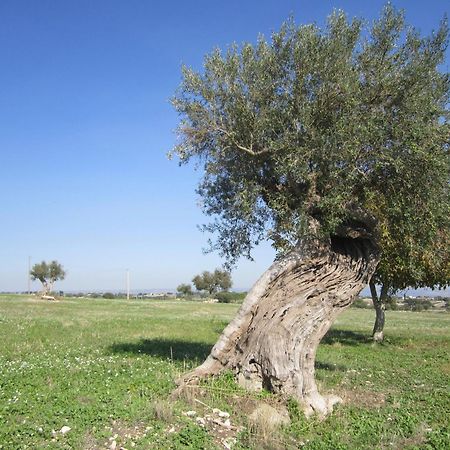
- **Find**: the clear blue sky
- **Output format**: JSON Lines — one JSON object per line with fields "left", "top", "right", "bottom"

{"left": 1, "top": 1, "right": 448, "bottom": 293}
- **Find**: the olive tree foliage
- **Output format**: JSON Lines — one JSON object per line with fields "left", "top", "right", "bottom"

{"left": 171, "top": 5, "right": 449, "bottom": 266}
{"left": 30, "top": 260, "right": 66, "bottom": 295}
{"left": 176, "top": 283, "right": 193, "bottom": 296}
{"left": 192, "top": 269, "right": 232, "bottom": 295}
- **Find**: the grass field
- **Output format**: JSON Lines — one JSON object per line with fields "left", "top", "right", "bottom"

{"left": 0, "top": 295, "right": 449, "bottom": 449}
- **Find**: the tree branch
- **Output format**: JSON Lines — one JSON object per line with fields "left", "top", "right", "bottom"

{"left": 215, "top": 126, "right": 270, "bottom": 156}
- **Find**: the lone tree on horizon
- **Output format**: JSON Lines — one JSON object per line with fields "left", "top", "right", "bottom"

{"left": 30, "top": 260, "right": 66, "bottom": 296}
{"left": 171, "top": 4, "right": 449, "bottom": 416}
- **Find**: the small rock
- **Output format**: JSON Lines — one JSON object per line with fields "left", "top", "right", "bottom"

{"left": 168, "top": 426, "right": 175, "bottom": 433}
{"left": 196, "top": 417, "right": 206, "bottom": 426}
{"left": 109, "top": 440, "right": 117, "bottom": 450}
{"left": 60, "top": 426, "right": 71, "bottom": 434}
{"left": 184, "top": 410, "right": 197, "bottom": 417}
{"left": 218, "top": 411, "right": 230, "bottom": 418}
{"left": 213, "top": 418, "right": 231, "bottom": 429}
{"left": 212, "top": 408, "right": 221, "bottom": 414}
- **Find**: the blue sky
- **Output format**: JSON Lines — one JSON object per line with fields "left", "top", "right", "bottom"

{"left": 1, "top": 1, "right": 449, "bottom": 293}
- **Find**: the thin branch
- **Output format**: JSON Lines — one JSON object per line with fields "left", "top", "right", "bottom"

{"left": 215, "top": 126, "right": 270, "bottom": 156}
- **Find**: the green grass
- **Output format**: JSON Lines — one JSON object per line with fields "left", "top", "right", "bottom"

{"left": 0, "top": 295, "right": 449, "bottom": 449}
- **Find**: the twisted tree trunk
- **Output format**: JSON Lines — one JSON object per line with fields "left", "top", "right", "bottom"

{"left": 179, "top": 235, "right": 379, "bottom": 417}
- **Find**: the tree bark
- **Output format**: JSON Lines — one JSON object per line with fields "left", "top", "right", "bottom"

{"left": 178, "top": 235, "right": 379, "bottom": 417}
{"left": 41, "top": 281, "right": 50, "bottom": 296}
{"left": 370, "top": 281, "right": 387, "bottom": 343}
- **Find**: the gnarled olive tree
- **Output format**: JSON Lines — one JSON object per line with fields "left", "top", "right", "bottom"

{"left": 30, "top": 260, "right": 66, "bottom": 296}
{"left": 171, "top": 5, "right": 449, "bottom": 416}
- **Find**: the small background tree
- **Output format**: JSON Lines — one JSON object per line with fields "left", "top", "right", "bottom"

{"left": 192, "top": 269, "right": 232, "bottom": 295}
{"left": 176, "top": 283, "right": 193, "bottom": 297}
{"left": 369, "top": 225, "right": 449, "bottom": 342}
{"left": 30, "top": 260, "right": 66, "bottom": 296}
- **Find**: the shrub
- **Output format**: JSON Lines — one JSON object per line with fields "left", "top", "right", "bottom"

{"left": 403, "top": 298, "right": 432, "bottom": 312}
{"left": 215, "top": 291, "right": 247, "bottom": 303}
{"left": 385, "top": 296, "right": 399, "bottom": 311}
{"left": 351, "top": 299, "right": 370, "bottom": 309}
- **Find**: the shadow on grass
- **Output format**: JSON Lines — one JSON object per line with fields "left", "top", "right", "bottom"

{"left": 110, "top": 330, "right": 372, "bottom": 368}
{"left": 315, "top": 361, "right": 347, "bottom": 371}
{"left": 322, "top": 329, "right": 370, "bottom": 346}
{"left": 109, "top": 338, "right": 213, "bottom": 361}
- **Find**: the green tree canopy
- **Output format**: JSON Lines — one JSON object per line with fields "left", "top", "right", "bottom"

{"left": 30, "top": 260, "right": 66, "bottom": 295}
{"left": 192, "top": 269, "right": 232, "bottom": 295}
{"left": 176, "top": 283, "right": 193, "bottom": 296}
{"left": 172, "top": 5, "right": 449, "bottom": 266}
{"left": 369, "top": 222, "right": 449, "bottom": 341}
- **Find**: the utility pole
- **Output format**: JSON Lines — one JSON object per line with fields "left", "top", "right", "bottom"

{"left": 28, "top": 256, "right": 31, "bottom": 295}
{"left": 126, "top": 269, "right": 130, "bottom": 300}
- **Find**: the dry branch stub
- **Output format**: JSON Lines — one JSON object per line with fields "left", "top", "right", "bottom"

{"left": 177, "top": 236, "right": 379, "bottom": 417}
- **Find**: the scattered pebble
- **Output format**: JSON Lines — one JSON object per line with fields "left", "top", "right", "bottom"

{"left": 60, "top": 426, "right": 71, "bottom": 434}
{"left": 196, "top": 417, "right": 206, "bottom": 426}
{"left": 222, "top": 437, "right": 236, "bottom": 449}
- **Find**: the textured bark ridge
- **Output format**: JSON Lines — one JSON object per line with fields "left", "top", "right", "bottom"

{"left": 179, "top": 236, "right": 379, "bottom": 417}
